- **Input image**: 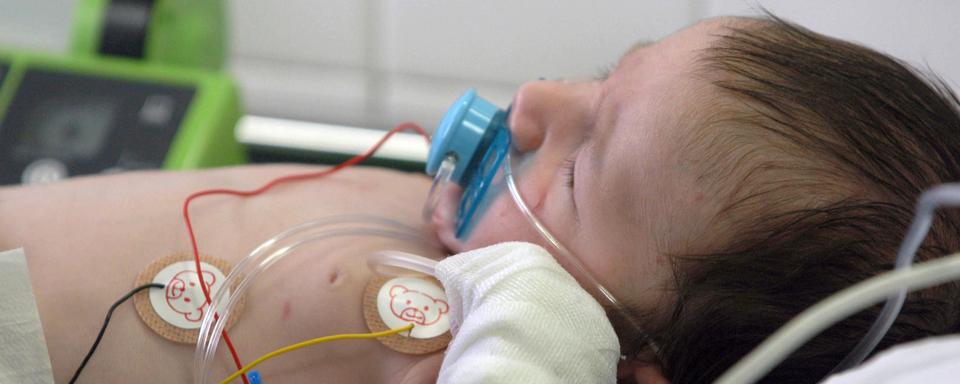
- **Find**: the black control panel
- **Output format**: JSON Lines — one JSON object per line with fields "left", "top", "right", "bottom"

{"left": 0, "top": 69, "right": 195, "bottom": 185}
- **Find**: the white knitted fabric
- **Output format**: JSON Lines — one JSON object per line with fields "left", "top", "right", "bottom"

{"left": 435, "top": 242, "right": 619, "bottom": 383}
{"left": 0, "top": 248, "right": 54, "bottom": 384}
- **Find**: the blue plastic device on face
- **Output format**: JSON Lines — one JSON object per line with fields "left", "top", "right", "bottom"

{"left": 425, "top": 90, "right": 653, "bottom": 350}
{"left": 426, "top": 89, "right": 513, "bottom": 239}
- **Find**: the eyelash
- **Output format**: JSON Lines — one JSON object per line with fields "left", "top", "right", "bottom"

{"left": 562, "top": 156, "right": 576, "bottom": 190}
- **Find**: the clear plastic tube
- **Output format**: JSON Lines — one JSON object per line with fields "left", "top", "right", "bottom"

{"left": 367, "top": 250, "right": 438, "bottom": 277}
{"left": 423, "top": 155, "right": 456, "bottom": 221}
{"left": 503, "top": 153, "right": 653, "bottom": 351}
{"left": 715, "top": 250, "right": 960, "bottom": 384}
{"left": 716, "top": 183, "right": 960, "bottom": 382}
{"left": 193, "top": 214, "right": 430, "bottom": 384}
{"left": 834, "top": 183, "right": 960, "bottom": 371}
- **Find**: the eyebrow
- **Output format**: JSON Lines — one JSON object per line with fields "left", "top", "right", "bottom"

{"left": 585, "top": 40, "right": 655, "bottom": 196}
{"left": 590, "top": 41, "right": 654, "bottom": 194}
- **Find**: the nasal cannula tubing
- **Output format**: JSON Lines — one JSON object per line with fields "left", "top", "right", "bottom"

{"left": 716, "top": 251, "right": 960, "bottom": 384}
{"left": 718, "top": 183, "right": 960, "bottom": 383}
{"left": 834, "top": 183, "right": 960, "bottom": 371}
{"left": 503, "top": 152, "right": 653, "bottom": 349}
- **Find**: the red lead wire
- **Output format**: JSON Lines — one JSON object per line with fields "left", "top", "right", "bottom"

{"left": 181, "top": 122, "right": 430, "bottom": 383}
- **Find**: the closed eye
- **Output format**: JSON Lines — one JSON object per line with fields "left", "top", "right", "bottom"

{"left": 562, "top": 155, "right": 579, "bottom": 219}
{"left": 562, "top": 156, "right": 576, "bottom": 191}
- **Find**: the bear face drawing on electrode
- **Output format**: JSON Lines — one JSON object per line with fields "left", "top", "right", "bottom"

{"left": 165, "top": 270, "right": 216, "bottom": 322}
{"left": 388, "top": 284, "right": 449, "bottom": 326}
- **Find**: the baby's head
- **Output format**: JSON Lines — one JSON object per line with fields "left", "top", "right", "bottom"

{"left": 433, "top": 15, "right": 960, "bottom": 383}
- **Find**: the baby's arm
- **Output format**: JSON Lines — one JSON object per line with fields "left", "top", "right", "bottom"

{"left": 435, "top": 242, "right": 620, "bottom": 383}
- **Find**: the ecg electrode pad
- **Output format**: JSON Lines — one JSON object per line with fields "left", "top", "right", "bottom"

{"left": 363, "top": 251, "right": 452, "bottom": 354}
{"left": 133, "top": 253, "right": 244, "bottom": 344}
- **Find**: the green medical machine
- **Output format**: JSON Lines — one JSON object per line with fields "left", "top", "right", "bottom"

{"left": 0, "top": 0, "right": 243, "bottom": 185}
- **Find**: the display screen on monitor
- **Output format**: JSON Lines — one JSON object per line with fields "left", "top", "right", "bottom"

{"left": 0, "top": 68, "right": 195, "bottom": 184}
{"left": 14, "top": 94, "right": 118, "bottom": 159}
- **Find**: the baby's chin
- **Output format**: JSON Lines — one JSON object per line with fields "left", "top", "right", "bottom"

{"left": 429, "top": 210, "right": 503, "bottom": 256}
{"left": 434, "top": 226, "right": 465, "bottom": 255}
{"left": 428, "top": 199, "right": 465, "bottom": 255}
{"left": 426, "top": 183, "right": 531, "bottom": 256}
{"left": 435, "top": 223, "right": 523, "bottom": 257}
{"left": 427, "top": 182, "right": 469, "bottom": 255}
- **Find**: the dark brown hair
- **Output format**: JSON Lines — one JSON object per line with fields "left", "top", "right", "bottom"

{"left": 644, "top": 15, "right": 960, "bottom": 383}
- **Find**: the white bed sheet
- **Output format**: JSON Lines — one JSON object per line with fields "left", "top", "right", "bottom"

{"left": 823, "top": 334, "right": 960, "bottom": 384}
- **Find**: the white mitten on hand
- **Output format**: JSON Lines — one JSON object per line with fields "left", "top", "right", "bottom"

{"left": 435, "top": 242, "right": 620, "bottom": 384}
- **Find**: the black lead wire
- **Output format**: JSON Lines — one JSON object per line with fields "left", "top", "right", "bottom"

{"left": 68, "top": 283, "right": 165, "bottom": 384}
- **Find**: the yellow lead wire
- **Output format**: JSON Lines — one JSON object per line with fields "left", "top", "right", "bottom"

{"left": 218, "top": 324, "right": 415, "bottom": 384}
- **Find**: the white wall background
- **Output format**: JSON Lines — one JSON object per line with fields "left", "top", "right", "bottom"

{"left": 1, "top": 0, "right": 958, "bottom": 132}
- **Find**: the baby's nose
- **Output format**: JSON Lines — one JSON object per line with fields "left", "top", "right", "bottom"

{"left": 508, "top": 81, "right": 553, "bottom": 153}
{"left": 507, "top": 80, "right": 595, "bottom": 154}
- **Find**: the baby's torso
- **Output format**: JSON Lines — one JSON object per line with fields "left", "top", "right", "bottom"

{"left": 0, "top": 165, "right": 443, "bottom": 383}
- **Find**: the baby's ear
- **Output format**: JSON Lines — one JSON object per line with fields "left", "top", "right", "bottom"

{"left": 389, "top": 285, "right": 408, "bottom": 297}
{"left": 618, "top": 357, "right": 669, "bottom": 384}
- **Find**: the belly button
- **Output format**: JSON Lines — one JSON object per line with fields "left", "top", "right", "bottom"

{"left": 327, "top": 266, "right": 346, "bottom": 286}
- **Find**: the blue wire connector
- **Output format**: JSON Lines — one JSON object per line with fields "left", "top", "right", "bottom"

{"left": 247, "top": 370, "right": 262, "bottom": 384}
